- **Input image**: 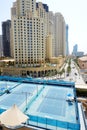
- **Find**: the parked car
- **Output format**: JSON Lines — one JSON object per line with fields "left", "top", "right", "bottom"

{"left": 75, "top": 73, "right": 77, "bottom": 75}
{"left": 66, "top": 73, "right": 69, "bottom": 76}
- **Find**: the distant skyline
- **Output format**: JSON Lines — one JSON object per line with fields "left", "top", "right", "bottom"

{"left": 0, "top": 0, "right": 87, "bottom": 54}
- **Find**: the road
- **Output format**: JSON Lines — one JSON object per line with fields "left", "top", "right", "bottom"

{"left": 46, "top": 59, "right": 87, "bottom": 89}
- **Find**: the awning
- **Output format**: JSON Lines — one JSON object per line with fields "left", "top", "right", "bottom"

{"left": 0, "top": 104, "right": 28, "bottom": 127}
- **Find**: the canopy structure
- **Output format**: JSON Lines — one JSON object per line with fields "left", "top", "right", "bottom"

{"left": 0, "top": 104, "right": 28, "bottom": 127}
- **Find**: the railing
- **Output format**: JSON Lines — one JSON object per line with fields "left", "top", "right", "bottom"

{"left": 81, "top": 104, "right": 87, "bottom": 130}
{"left": 28, "top": 115, "right": 80, "bottom": 130}
{"left": 0, "top": 76, "right": 75, "bottom": 87}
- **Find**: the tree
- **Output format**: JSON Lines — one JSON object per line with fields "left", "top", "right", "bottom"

{"left": 67, "top": 65, "right": 71, "bottom": 74}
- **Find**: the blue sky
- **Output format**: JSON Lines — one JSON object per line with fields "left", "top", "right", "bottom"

{"left": 0, "top": 0, "right": 87, "bottom": 54}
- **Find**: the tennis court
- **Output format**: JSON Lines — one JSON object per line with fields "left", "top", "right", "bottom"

{"left": 37, "top": 88, "right": 67, "bottom": 116}
{"left": 0, "top": 77, "right": 80, "bottom": 130}
{"left": 0, "top": 83, "right": 43, "bottom": 112}
{"left": 27, "top": 85, "right": 80, "bottom": 130}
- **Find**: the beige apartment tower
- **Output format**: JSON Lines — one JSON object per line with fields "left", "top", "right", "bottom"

{"left": 11, "top": 0, "right": 49, "bottom": 67}
{"left": 49, "top": 11, "right": 55, "bottom": 57}
{"left": 55, "top": 13, "right": 66, "bottom": 57}
{"left": 49, "top": 12, "right": 66, "bottom": 57}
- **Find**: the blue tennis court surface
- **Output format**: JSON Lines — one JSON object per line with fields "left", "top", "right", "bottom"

{"left": 0, "top": 77, "right": 80, "bottom": 130}
{"left": 27, "top": 86, "right": 80, "bottom": 130}
{"left": 0, "top": 83, "right": 43, "bottom": 112}
{"left": 0, "top": 81, "right": 18, "bottom": 95}
{"left": 37, "top": 88, "right": 67, "bottom": 116}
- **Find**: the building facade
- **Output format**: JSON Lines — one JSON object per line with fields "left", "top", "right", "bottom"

{"left": 72, "top": 44, "right": 78, "bottom": 56}
{"left": 49, "top": 11, "right": 55, "bottom": 57}
{"left": 78, "top": 56, "right": 87, "bottom": 69}
{"left": 54, "top": 13, "right": 66, "bottom": 57}
{"left": 11, "top": 0, "right": 49, "bottom": 67}
{"left": 0, "top": 35, "right": 3, "bottom": 57}
{"left": 66, "top": 24, "right": 69, "bottom": 56}
{"left": 2, "top": 20, "right": 11, "bottom": 57}
{"left": 49, "top": 12, "right": 66, "bottom": 57}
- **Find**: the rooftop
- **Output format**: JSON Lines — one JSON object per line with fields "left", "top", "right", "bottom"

{"left": 78, "top": 56, "right": 87, "bottom": 62}
{"left": 0, "top": 76, "right": 85, "bottom": 130}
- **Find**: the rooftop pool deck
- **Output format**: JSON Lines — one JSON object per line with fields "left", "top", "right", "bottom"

{"left": 0, "top": 76, "right": 80, "bottom": 130}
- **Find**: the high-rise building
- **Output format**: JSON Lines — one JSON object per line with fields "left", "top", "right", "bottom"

{"left": 2, "top": 20, "right": 11, "bottom": 57}
{"left": 49, "top": 11, "right": 55, "bottom": 57}
{"left": 0, "top": 35, "right": 3, "bottom": 57}
{"left": 49, "top": 12, "right": 66, "bottom": 57}
{"left": 54, "top": 13, "right": 66, "bottom": 57}
{"left": 72, "top": 44, "right": 84, "bottom": 57}
{"left": 11, "top": 0, "right": 49, "bottom": 67}
{"left": 66, "top": 24, "right": 69, "bottom": 55}
{"left": 72, "top": 44, "right": 78, "bottom": 56}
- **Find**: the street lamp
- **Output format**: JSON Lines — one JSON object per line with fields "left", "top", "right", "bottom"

{"left": 37, "top": 85, "right": 38, "bottom": 96}
{"left": 25, "top": 92, "right": 28, "bottom": 110}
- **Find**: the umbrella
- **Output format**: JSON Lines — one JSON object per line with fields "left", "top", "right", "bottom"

{"left": 0, "top": 104, "right": 28, "bottom": 127}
